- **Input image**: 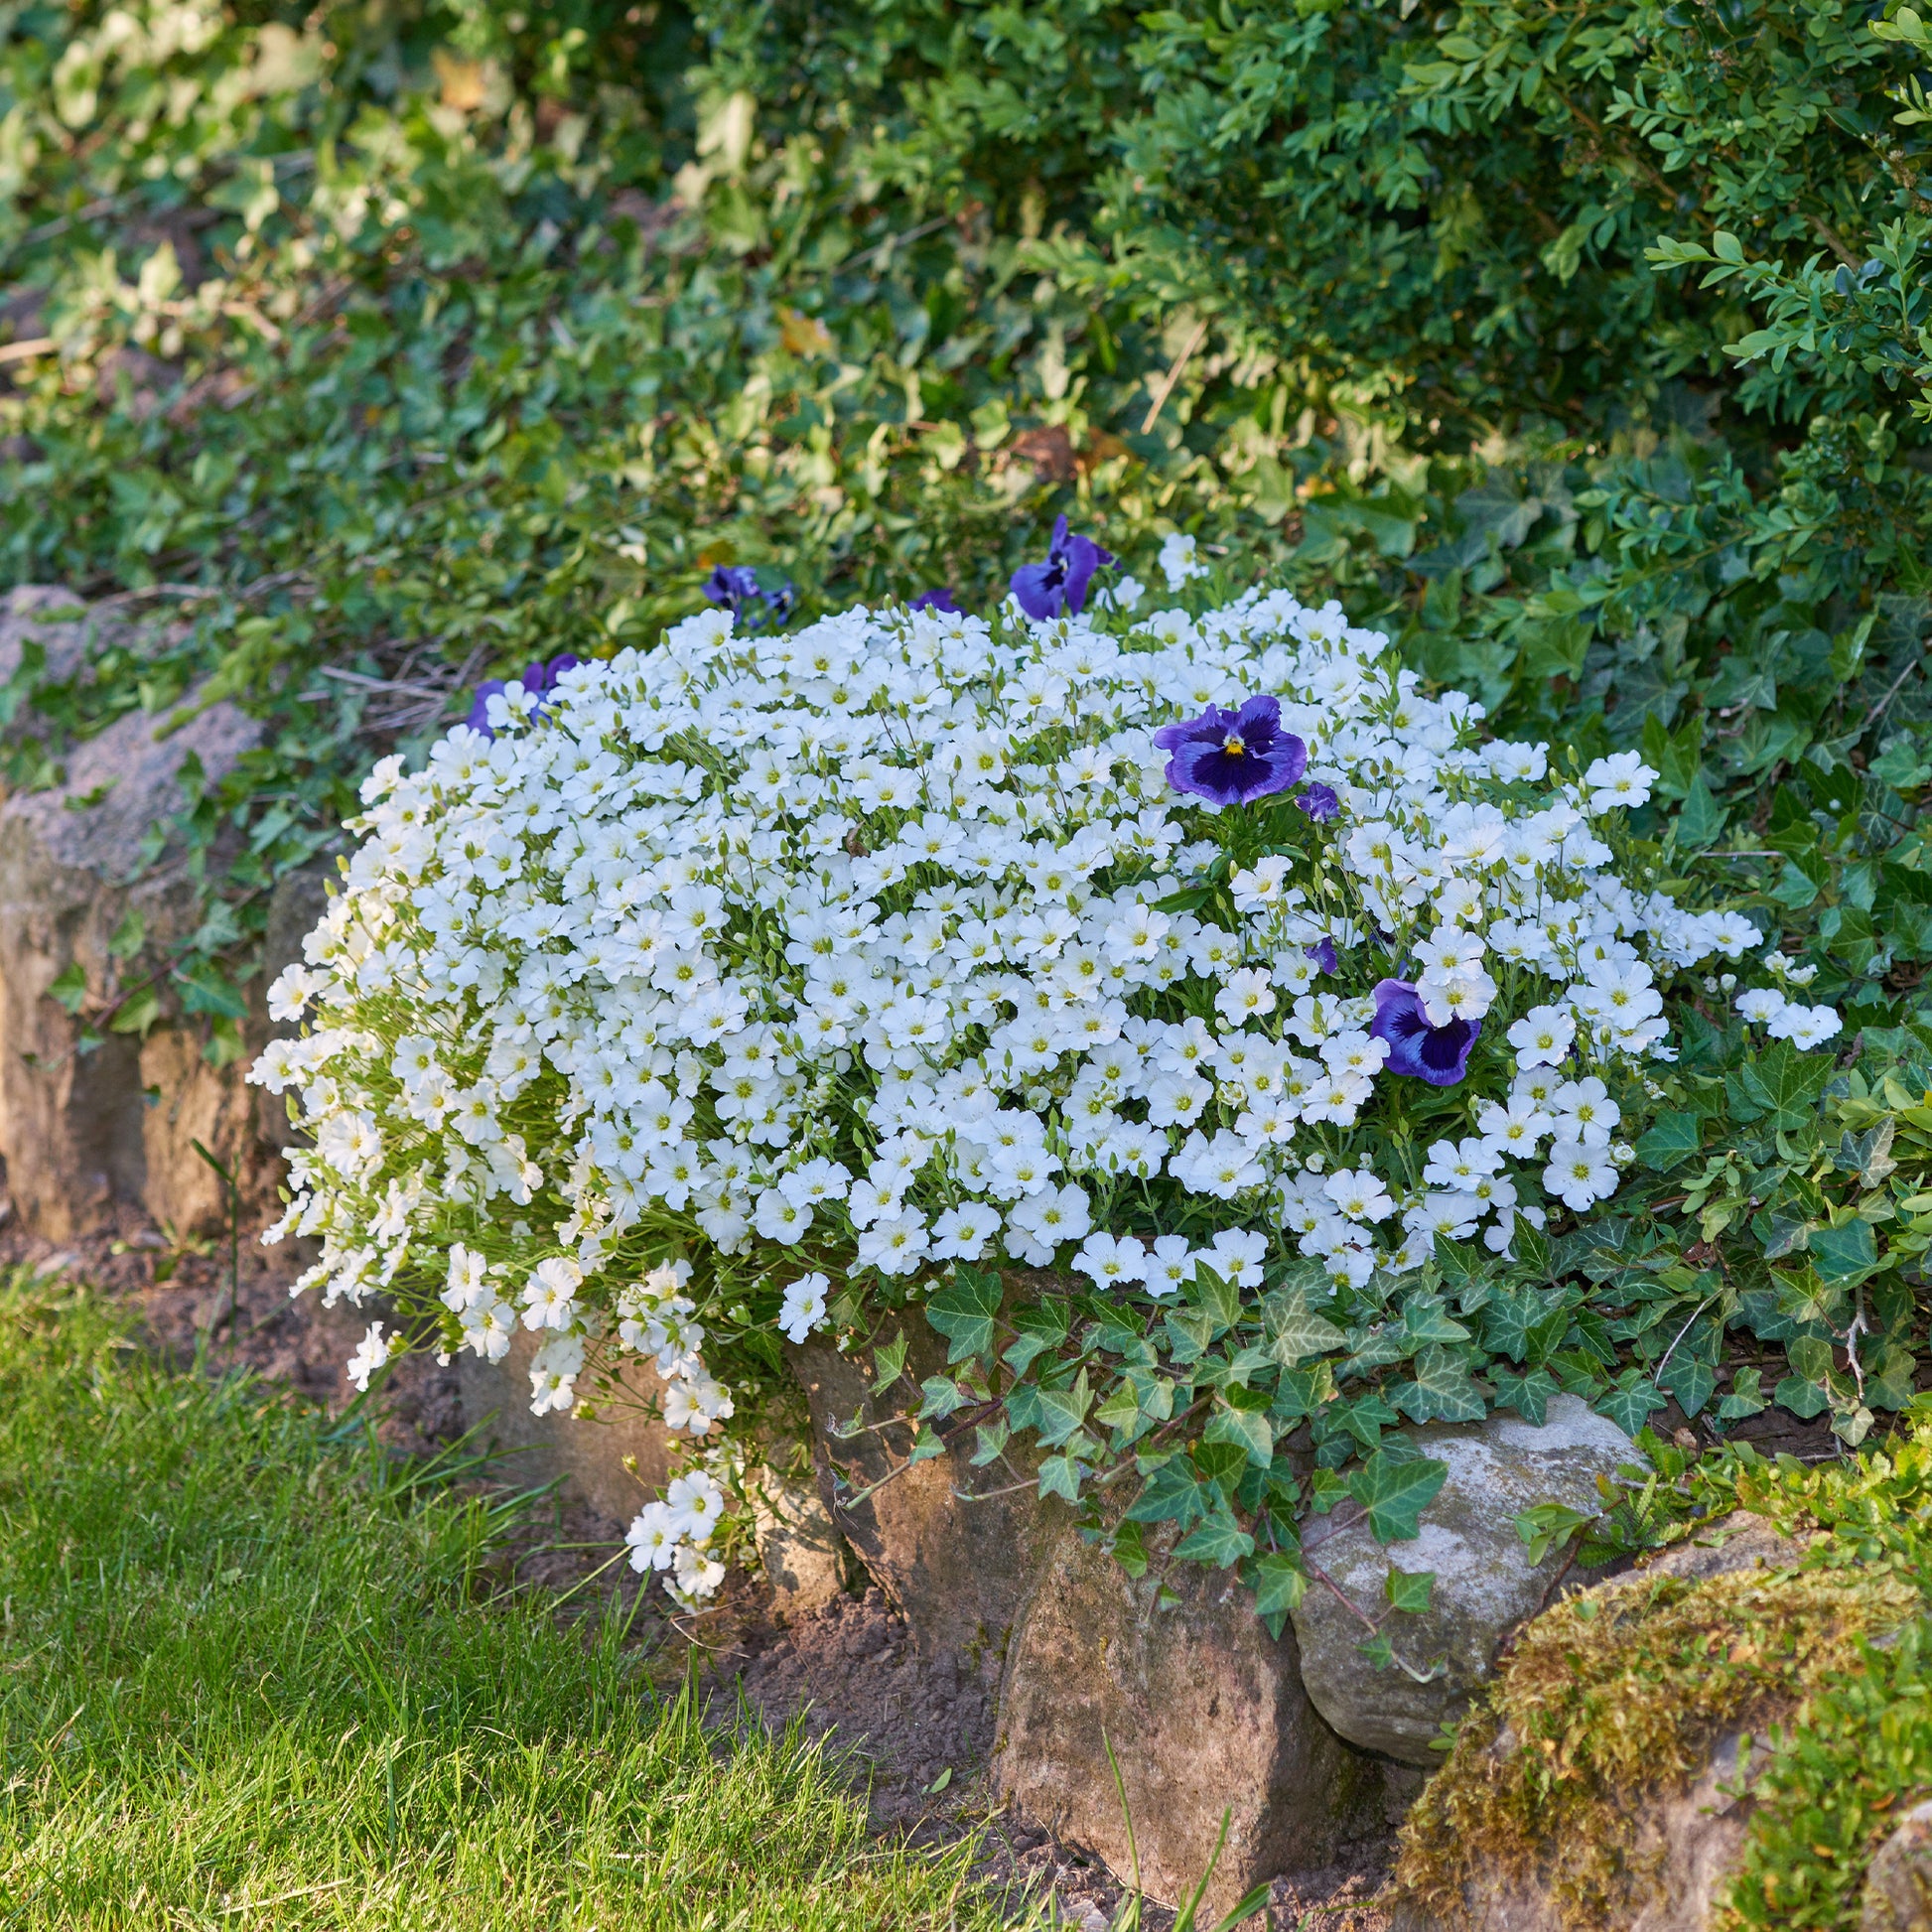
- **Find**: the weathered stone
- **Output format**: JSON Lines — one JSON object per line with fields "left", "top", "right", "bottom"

{"left": 1863, "top": 1799, "right": 1932, "bottom": 1932}
{"left": 746, "top": 1464, "right": 848, "bottom": 1615}
{"left": 1291, "top": 1395, "right": 1638, "bottom": 1764}
{"left": 993, "top": 1521, "right": 1384, "bottom": 1917}
{"left": 1624, "top": 1509, "right": 1817, "bottom": 1588}
{"left": 788, "top": 1323, "right": 1063, "bottom": 1678}
{"left": 1398, "top": 1729, "right": 1765, "bottom": 1932}
{"left": 0, "top": 621, "right": 264, "bottom": 1237}
{"left": 455, "top": 1327, "right": 674, "bottom": 1528}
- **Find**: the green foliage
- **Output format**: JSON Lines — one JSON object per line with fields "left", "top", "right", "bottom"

{"left": 0, "top": 1274, "right": 1025, "bottom": 1928}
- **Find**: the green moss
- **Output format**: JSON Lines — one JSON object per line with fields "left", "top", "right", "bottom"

{"left": 1392, "top": 1562, "right": 1919, "bottom": 1928}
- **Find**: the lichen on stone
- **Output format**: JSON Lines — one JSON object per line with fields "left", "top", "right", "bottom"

{"left": 1389, "top": 1555, "right": 1920, "bottom": 1928}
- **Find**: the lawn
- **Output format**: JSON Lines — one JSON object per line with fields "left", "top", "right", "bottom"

{"left": 0, "top": 1272, "right": 1024, "bottom": 1930}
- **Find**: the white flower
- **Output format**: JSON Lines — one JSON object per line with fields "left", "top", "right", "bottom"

{"left": 931, "top": 1201, "right": 1001, "bottom": 1261}
{"left": 1074, "top": 1231, "right": 1149, "bottom": 1289}
{"left": 1144, "top": 1233, "right": 1200, "bottom": 1298}
{"left": 1735, "top": 987, "right": 1789, "bottom": 1025}
{"left": 1507, "top": 1005, "right": 1576, "bottom": 1067}
{"left": 1322, "top": 1168, "right": 1395, "bottom": 1222}
{"left": 1767, "top": 1002, "right": 1843, "bottom": 1049}
{"left": 666, "top": 1469, "right": 726, "bottom": 1543}
{"left": 778, "top": 1272, "right": 830, "bottom": 1344}
{"left": 1204, "top": 1227, "right": 1267, "bottom": 1287}
{"left": 1158, "top": 531, "right": 1209, "bottom": 589}
{"left": 1543, "top": 1139, "right": 1619, "bottom": 1211}
{"left": 1583, "top": 752, "right": 1655, "bottom": 811}
{"left": 1549, "top": 1077, "right": 1619, "bottom": 1147}
{"left": 625, "top": 1501, "right": 679, "bottom": 1573}
{"left": 345, "top": 1321, "right": 392, "bottom": 1392}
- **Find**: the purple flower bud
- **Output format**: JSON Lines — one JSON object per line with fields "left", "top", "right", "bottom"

{"left": 1297, "top": 782, "right": 1340, "bottom": 822}
{"left": 1369, "top": 978, "right": 1480, "bottom": 1086}
{"left": 462, "top": 653, "right": 583, "bottom": 739}
{"left": 1153, "top": 694, "right": 1308, "bottom": 807}
{"left": 702, "top": 565, "right": 795, "bottom": 633}
{"left": 1010, "top": 515, "right": 1114, "bottom": 620}
{"left": 1306, "top": 937, "right": 1338, "bottom": 976}
{"left": 910, "top": 588, "right": 961, "bottom": 614}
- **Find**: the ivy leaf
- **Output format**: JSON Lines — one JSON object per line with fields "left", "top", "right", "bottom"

{"left": 1384, "top": 1567, "right": 1435, "bottom": 1614}
{"left": 1635, "top": 1112, "right": 1702, "bottom": 1173}
{"left": 1126, "top": 1456, "right": 1209, "bottom": 1530}
{"left": 1033, "top": 1367, "right": 1093, "bottom": 1448}
{"left": 1809, "top": 1218, "right": 1879, "bottom": 1283}
{"left": 907, "top": 1424, "right": 946, "bottom": 1463}
{"left": 1248, "top": 1550, "right": 1308, "bottom": 1624}
{"left": 1490, "top": 1364, "right": 1560, "bottom": 1426}
{"left": 916, "top": 1374, "right": 965, "bottom": 1421}
{"left": 1432, "top": 1235, "right": 1487, "bottom": 1297}
{"left": 1836, "top": 1120, "right": 1898, "bottom": 1190}
{"left": 1112, "top": 1520, "right": 1149, "bottom": 1578}
{"left": 1262, "top": 1289, "right": 1346, "bottom": 1367}
{"left": 106, "top": 907, "right": 147, "bottom": 960}
{"left": 1204, "top": 1399, "right": 1275, "bottom": 1468}
{"left": 1189, "top": 1265, "right": 1242, "bottom": 1336}
{"left": 1401, "top": 1295, "right": 1471, "bottom": 1346}
{"left": 1674, "top": 771, "right": 1727, "bottom": 849}
{"left": 1658, "top": 1351, "right": 1717, "bottom": 1418}
{"left": 1173, "top": 1511, "right": 1255, "bottom": 1568}
{"left": 1036, "top": 1453, "right": 1083, "bottom": 1503}
{"left": 1508, "top": 1215, "right": 1553, "bottom": 1282}
{"left": 1390, "top": 1345, "right": 1487, "bottom": 1424}
{"left": 871, "top": 1330, "right": 908, "bottom": 1391}
{"left": 46, "top": 963, "right": 87, "bottom": 1015}
{"left": 1717, "top": 1366, "right": 1768, "bottom": 1422}
{"left": 1728, "top": 1039, "right": 1833, "bottom": 1132}
{"left": 1594, "top": 1373, "right": 1669, "bottom": 1438}
{"left": 1346, "top": 1449, "right": 1449, "bottom": 1543}
{"left": 925, "top": 1271, "right": 1002, "bottom": 1365}
{"left": 1094, "top": 1380, "right": 1142, "bottom": 1434}
{"left": 970, "top": 1418, "right": 1010, "bottom": 1466}
{"left": 176, "top": 965, "right": 248, "bottom": 1021}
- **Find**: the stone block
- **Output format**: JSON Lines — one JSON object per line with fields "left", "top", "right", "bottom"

{"left": 0, "top": 628, "right": 263, "bottom": 1237}
{"left": 1291, "top": 1395, "right": 1637, "bottom": 1764}
{"left": 456, "top": 1326, "right": 674, "bottom": 1527}
{"left": 787, "top": 1322, "right": 1063, "bottom": 1680}
{"left": 1863, "top": 1799, "right": 1932, "bottom": 1932}
{"left": 993, "top": 1521, "right": 1382, "bottom": 1917}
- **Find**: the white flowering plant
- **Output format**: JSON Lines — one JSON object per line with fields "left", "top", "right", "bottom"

{"left": 251, "top": 568, "right": 1845, "bottom": 1621}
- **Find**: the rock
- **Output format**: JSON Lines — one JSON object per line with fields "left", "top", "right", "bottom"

{"left": 1395, "top": 1729, "right": 1765, "bottom": 1932}
{"left": 993, "top": 1521, "right": 1384, "bottom": 1917}
{"left": 1628, "top": 1509, "right": 1816, "bottom": 1587}
{"left": 0, "top": 621, "right": 265, "bottom": 1236}
{"left": 788, "top": 1321, "right": 1063, "bottom": 1678}
{"left": 455, "top": 1326, "right": 675, "bottom": 1529}
{"left": 1863, "top": 1799, "right": 1932, "bottom": 1931}
{"left": 1291, "top": 1395, "right": 1638, "bottom": 1764}
{"left": 747, "top": 1464, "right": 848, "bottom": 1614}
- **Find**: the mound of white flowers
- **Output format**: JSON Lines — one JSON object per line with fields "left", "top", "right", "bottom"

{"left": 251, "top": 585, "right": 1835, "bottom": 1604}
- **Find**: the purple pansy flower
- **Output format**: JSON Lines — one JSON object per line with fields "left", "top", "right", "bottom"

{"left": 702, "top": 564, "right": 796, "bottom": 632}
{"left": 1154, "top": 694, "right": 1309, "bottom": 807}
{"left": 464, "top": 652, "right": 582, "bottom": 738}
{"left": 1297, "top": 782, "right": 1340, "bottom": 822}
{"left": 910, "top": 588, "right": 961, "bottom": 614}
{"left": 1369, "top": 978, "right": 1481, "bottom": 1087}
{"left": 1010, "top": 515, "right": 1113, "bottom": 620}
{"left": 1306, "top": 936, "right": 1339, "bottom": 976}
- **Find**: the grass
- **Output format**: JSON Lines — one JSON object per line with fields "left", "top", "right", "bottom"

{"left": 0, "top": 1272, "right": 1025, "bottom": 1929}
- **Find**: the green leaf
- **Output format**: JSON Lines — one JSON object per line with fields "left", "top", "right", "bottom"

{"left": 1204, "top": 1399, "right": 1275, "bottom": 1468}
{"left": 1658, "top": 1351, "right": 1717, "bottom": 1419}
{"left": 46, "top": 962, "right": 87, "bottom": 1015}
{"left": 1126, "top": 1455, "right": 1210, "bottom": 1530}
{"left": 1391, "top": 1344, "right": 1487, "bottom": 1424}
{"left": 1490, "top": 1364, "right": 1560, "bottom": 1426}
{"left": 176, "top": 966, "right": 248, "bottom": 1022}
{"left": 1594, "top": 1374, "right": 1668, "bottom": 1438}
{"left": 106, "top": 907, "right": 147, "bottom": 960}
{"left": 1112, "top": 1520, "right": 1150, "bottom": 1578}
{"left": 108, "top": 985, "right": 163, "bottom": 1039}
{"left": 1173, "top": 1512, "right": 1255, "bottom": 1568}
{"left": 1094, "top": 1380, "right": 1142, "bottom": 1434}
{"left": 1514, "top": 1502, "right": 1596, "bottom": 1566}
{"left": 907, "top": 1425, "right": 946, "bottom": 1463}
{"left": 1262, "top": 1288, "right": 1346, "bottom": 1367}
{"left": 871, "top": 1330, "right": 908, "bottom": 1390}
{"left": 1346, "top": 1450, "right": 1449, "bottom": 1543}
{"left": 1673, "top": 772, "right": 1727, "bottom": 849}
{"left": 1728, "top": 1039, "right": 1833, "bottom": 1132}
{"left": 1635, "top": 1112, "right": 1703, "bottom": 1173}
{"left": 1809, "top": 1218, "right": 1878, "bottom": 1282}
{"left": 916, "top": 1374, "right": 965, "bottom": 1421}
{"left": 1034, "top": 1368, "right": 1093, "bottom": 1448}
{"left": 970, "top": 1418, "right": 1011, "bottom": 1466}
{"left": 1717, "top": 1366, "right": 1769, "bottom": 1421}
{"left": 1248, "top": 1550, "right": 1307, "bottom": 1619}
{"left": 1401, "top": 1295, "right": 1471, "bottom": 1345}
{"left": 1036, "top": 1452, "right": 1083, "bottom": 1503}
{"left": 1189, "top": 1265, "right": 1242, "bottom": 1336}
{"left": 925, "top": 1271, "right": 1002, "bottom": 1365}
{"left": 1384, "top": 1567, "right": 1435, "bottom": 1614}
